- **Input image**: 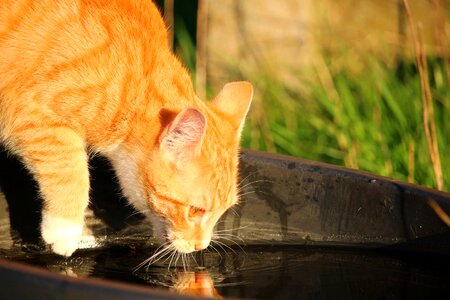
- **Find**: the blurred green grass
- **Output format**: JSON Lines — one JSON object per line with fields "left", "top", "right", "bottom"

{"left": 240, "top": 57, "right": 449, "bottom": 191}
{"left": 173, "top": 19, "right": 449, "bottom": 192}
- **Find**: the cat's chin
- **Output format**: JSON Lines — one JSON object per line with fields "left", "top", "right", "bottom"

{"left": 171, "top": 236, "right": 211, "bottom": 253}
{"left": 171, "top": 239, "right": 196, "bottom": 253}
{"left": 147, "top": 209, "right": 212, "bottom": 253}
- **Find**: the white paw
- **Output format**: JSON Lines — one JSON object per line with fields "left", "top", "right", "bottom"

{"left": 41, "top": 214, "right": 83, "bottom": 257}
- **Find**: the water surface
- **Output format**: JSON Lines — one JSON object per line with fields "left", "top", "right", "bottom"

{"left": 11, "top": 245, "right": 450, "bottom": 299}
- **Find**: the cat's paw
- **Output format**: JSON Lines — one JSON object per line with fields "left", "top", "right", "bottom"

{"left": 41, "top": 214, "right": 83, "bottom": 257}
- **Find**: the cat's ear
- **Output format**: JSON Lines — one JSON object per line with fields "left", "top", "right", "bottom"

{"left": 212, "top": 81, "right": 253, "bottom": 135}
{"left": 159, "top": 108, "right": 206, "bottom": 163}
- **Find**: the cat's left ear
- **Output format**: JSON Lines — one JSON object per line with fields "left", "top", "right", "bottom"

{"left": 212, "top": 81, "right": 253, "bottom": 135}
{"left": 159, "top": 108, "right": 206, "bottom": 163}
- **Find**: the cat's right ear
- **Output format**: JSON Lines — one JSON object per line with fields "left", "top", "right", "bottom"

{"left": 212, "top": 81, "right": 253, "bottom": 135}
{"left": 159, "top": 108, "right": 207, "bottom": 164}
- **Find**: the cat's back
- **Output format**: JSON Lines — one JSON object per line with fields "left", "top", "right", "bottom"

{"left": 0, "top": 0, "right": 171, "bottom": 145}
{"left": 0, "top": 0, "right": 165, "bottom": 31}
{"left": 0, "top": 0, "right": 167, "bottom": 90}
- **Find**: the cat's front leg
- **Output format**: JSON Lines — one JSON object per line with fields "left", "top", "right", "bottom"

{"left": 12, "top": 126, "right": 90, "bottom": 256}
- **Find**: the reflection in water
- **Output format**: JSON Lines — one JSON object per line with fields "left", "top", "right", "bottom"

{"left": 170, "top": 271, "right": 222, "bottom": 298}
{"left": 10, "top": 246, "right": 450, "bottom": 299}
{"left": 129, "top": 269, "right": 223, "bottom": 298}
{"left": 134, "top": 249, "right": 236, "bottom": 299}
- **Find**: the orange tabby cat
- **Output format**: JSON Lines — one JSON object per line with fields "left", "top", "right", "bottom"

{"left": 0, "top": 0, "right": 252, "bottom": 256}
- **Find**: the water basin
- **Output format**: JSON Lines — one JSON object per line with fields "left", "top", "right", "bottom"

{"left": 1, "top": 149, "right": 449, "bottom": 299}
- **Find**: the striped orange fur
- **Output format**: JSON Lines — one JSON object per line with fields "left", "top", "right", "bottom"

{"left": 0, "top": 0, "right": 253, "bottom": 256}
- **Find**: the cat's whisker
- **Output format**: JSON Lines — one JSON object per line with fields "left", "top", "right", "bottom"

{"left": 214, "top": 223, "right": 248, "bottom": 230}
{"left": 174, "top": 251, "right": 181, "bottom": 269}
{"left": 238, "top": 171, "right": 256, "bottom": 182}
{"left": 238, "top": 179, "right": 274, "bottom": 191}
{"left": 189, "top": 252, "right": 198, "bottom": 266}
{"left": 213, "top": 235, "right": 246, "bottom": 253}
{"left": 166, "top": 250, "right": 178, "bottom": 270}
{"left": 133, "top": 242, "right": 175, "bottom": 272}
{"left": 174, "top": 252, "right": 182, "bottom": 270}
{"left": 207, "top": 243, "right": 223, "bottom": 261}
{"left": 175, "top": 253, "right": 184, "bottom": 268}
{"left": 182, "top": 253, "right": 187, "bottom": 272}
{"left": 238, "top": 191, "right": 258, "bottom": 198}
{"left": 214, "top": 225, "right": 244, "bottom": 235}
{"left": 240, "top": 196, "right": 263, "bottom": 202}
{"left": 220, "top": 206, "right": 240, "bottom": 218}
{"left": 214, "top": 233, "right": 246, "bottom": 245}
{"left": 211, "top": 243, "right": 229, "bottom": 260}
{"left": 211, "top": 239, "right": 231, "bottom": 253}
{"left": 238, "top": 185, "right": 272, "bottom": 198}
{"left": 133, "top": 246, "right": 165, "bottom": 272}
{"left": 239, "top": 190, "right": 270, "bottom": 199}
{"left": 214, "top": 226, "right": 248, "bottom": 236}
{"left": 215, "top": 232, "right": 245, "bottom": 238}
{"left": 230, "top": 208, "right": 241, "bottom": 217}
{"left": 133, "top": 258, "right": 151, "bottom": 273}
{"left": 152, "top": 241, "right": 174, "bottom": 257}
{"left": 214, "top": 220, "right": 228, "bottom": 227}
{"left": 238, "top": 174, "right": 274, "bottom": 188}
{"left": 212, "top": 239, "right": 238, "bottom": 256}
{"left": 215, "top": 234, "right": 244, "bottom": 247}
{"left": 214, "top": 231, "right": 247, "bottom": 241}
{"left": 147, "top": 246, "right": 174, "bottom": 269}
{"left": 238, "top": 171, "right": 258, "bottom": 182}
{"left": 237, "top": 172, "right": 258, "bottom": 188}
{"left": 214, "top": 229, "right": 244, "bottom": 235}
{"left": 135, "top": 256, "right": 155, "bottom": 273}
{"left": 166, "top": 252, "right": 173, "bottom": 270}
{"left": 213, "top": 243, "right": 226, "bottom": 256}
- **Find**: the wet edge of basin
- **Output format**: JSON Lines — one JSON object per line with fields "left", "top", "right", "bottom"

{"left": 237, "top": 149, "right": 450, "bottom": 254}
{"left": 0, "top": 258, "right": 206, "bottom": 300}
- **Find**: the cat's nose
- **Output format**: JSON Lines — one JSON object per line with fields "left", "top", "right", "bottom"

{"left": 195, "top": 239, "right": 210, "bottom": 251}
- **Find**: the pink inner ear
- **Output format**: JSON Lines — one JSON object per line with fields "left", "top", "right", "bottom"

{"left": 160, "top": 108, "right": 206, "bottom": 161}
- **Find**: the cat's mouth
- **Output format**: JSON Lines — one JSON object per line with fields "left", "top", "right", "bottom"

{"left": 168, "top": 232, "right": 211, "bottom": 254}
{"left": 149, "top": 212, "right": 210, "bottom": 253}
{"left": 171, "top": 238, "right": 207, "bottom": 253}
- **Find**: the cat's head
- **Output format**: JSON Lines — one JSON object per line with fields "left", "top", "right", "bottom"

{"left": 144, "top": 81, "right": 253, "bottom": 253}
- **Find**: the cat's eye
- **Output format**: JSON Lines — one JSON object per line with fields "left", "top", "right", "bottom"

{"left": 189, "top": 206, "right": 205, "bottom": 219}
